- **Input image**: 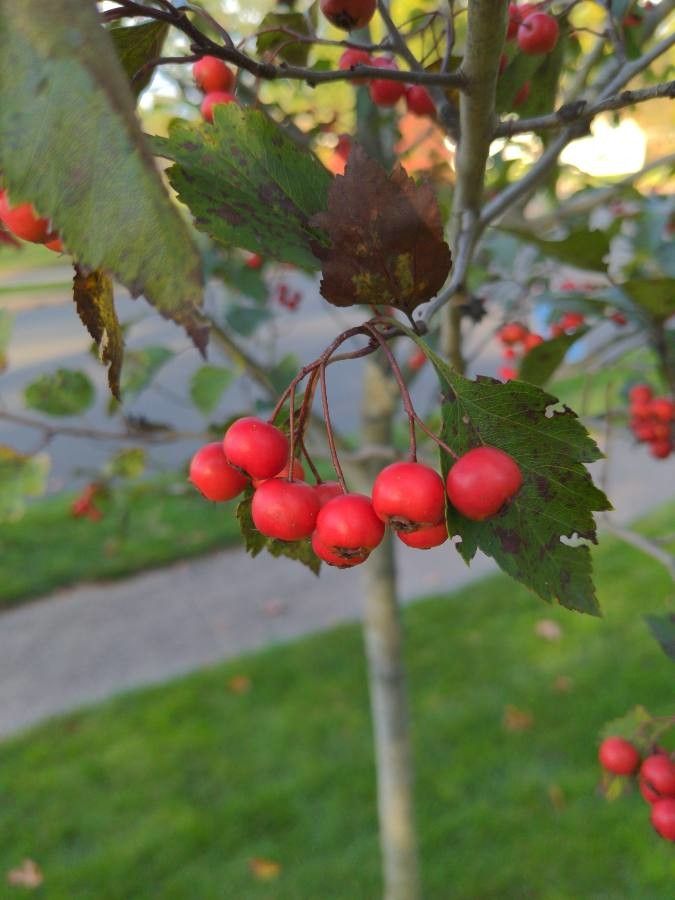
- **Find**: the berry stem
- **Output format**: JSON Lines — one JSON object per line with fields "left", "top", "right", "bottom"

{"left": 319, "top": 361, "right": 348, "bottom": 492}
{"left": 364, "top": 324, "right": 418, "bottom": 462}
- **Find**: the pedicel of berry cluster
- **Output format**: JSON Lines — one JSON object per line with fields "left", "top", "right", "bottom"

{"left": 598, "top": 712, "right": 675, "bottom": 843}
{"left": 628, "top": 384, "right": 674, "bottom": 460}
{"left": 189, "top": 318, "right": 525, "bottom": 568}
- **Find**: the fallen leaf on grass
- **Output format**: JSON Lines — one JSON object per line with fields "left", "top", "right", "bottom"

{"left": 7, "top": 859, "right": 43, "bottom": 889}
{"left": 248, "top": 857, "right": 281, "bottom": 881}
{"left": 547, "top": 784, "right": 566, "bottom": 811}
{"left": 552, "top": 675, "right": 573, "bottom": 693}
{"left": 227, "top": 675, "right": 251, "bottom": 694}
{"left": 535, "top": 619, "right": 563, "bottom": 641}
{"left": 502, "top": 705, "right": 534, "bottom": 732}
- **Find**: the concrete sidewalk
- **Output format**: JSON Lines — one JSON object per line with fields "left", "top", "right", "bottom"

{"left": 1, "top": 434, "right": 673, "bottom": 739}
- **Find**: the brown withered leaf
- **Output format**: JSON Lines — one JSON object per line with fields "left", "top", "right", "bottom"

{"left": 7, "top": 859, "right": 44, "bottom": 889}
{"left": 73, "top": 266, "right": 123, "bottom": 399}
{"left": 248, "top": 857, "right": 281, "bottom": 881}
{"left": 311, "top": 145, "right": 451, "bottom": 318}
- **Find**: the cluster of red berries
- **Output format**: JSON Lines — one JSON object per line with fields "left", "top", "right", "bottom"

{"left": 276, "top": 282, "right": 302, "bottom": 311}
{"left": 193, "top": 56, "right": 237, "bottom": 122}
{"left": 598, "top": 737, "right": 675, "bottom": 842}
{"left": 70, "top": 483, "right": 104, "bottom": 522}
{"left": 628, "top": 384, "right": 674, "bottom": 460}
{"left": 507, "top": 3, "right": 559, "bottom": 54}
{"left": 338, "top": 49, "right": 436, "bottom": 117}
{"left": 189, "top": 417, "right": 523, "bottom": 568}
{"left": 550, "top": 310, "right": 586, "bottom": 338}
{"left": 497, "top": 321, "right": 544, "bottom": 381}
{"left": 0, "top": 190, "right": 63, "bottom": 253}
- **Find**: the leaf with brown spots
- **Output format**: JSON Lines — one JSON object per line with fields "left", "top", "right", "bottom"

{"left": 73, "top": 267, "right": 123, "bottom": 399}
{"left": 310, "top": 145, "right": 452, "bottom": 319}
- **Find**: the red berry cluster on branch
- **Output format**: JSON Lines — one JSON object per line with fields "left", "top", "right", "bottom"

{"left": 189, "top": 321, "right": 524, "bottom": 568}
{"left": 338, "top": 50, "right": 436, "bottom": 117}
{"left": 599, "top": 737, "right": 675, "bottom": 842}
{"left": 193, "top": 56, "right": 237, "bottom": 122}
{"left": 497, "top": 321, "right": 544, "bottom": 380}
{"left": 0, "top": 190, "right": 63, "bottom": 253}
{"left": 628, "top": 384, "right": 674, "bottom": 460}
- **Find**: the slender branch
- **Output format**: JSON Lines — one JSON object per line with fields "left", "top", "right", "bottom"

{"left": 598, "top": 32, "right": 675, "bottom": 99}
{"left": 603, "top": 518, "right": 675, "bottom": 581}
{"left": 319, "top": 362, "right": 347, "bottom": 492}
{"left": 0, "top": 410, "right": 204, "bottom": 444}
{"left": 416, "top": 219, "right": 476, "bottom": 328}
{"left": 495, "top": 80, "right": 675, "bottom": 138}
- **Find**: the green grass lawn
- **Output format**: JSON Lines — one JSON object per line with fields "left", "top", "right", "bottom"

{"left": 1, "top": 506, "right": 673, "bottom": 899}
{"left": 0, "top": 479, "right": 241, "bottom": 609}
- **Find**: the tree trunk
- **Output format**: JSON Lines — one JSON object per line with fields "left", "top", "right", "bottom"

{"left": 359, "top": 357, "right": 421, "bottom": 900}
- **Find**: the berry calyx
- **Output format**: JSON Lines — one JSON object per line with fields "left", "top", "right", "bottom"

{"left": 651, "top": 797, "right": 675, "bottom": 841}
{"left": 598, "top": 736, "right": 641, "bottom": 775}
{"left": 312, "top": 532, "right": 368, "bottom": 567}
{"left": 0, "top": 190, "right": 51, "bottom": 243}
{"left": 640, "top": 754, "right": 675, "bottom": 798}
{"left": 201, "top": 91, "right": 236, "bottom": 123}
{"left": 315, "top": 493, "right": 385, "bottom": 559}
{"left": 369, "top": 58, "right": 407, "bottom": 107}
{"left": 320, "top": 0, "right": 376, "bottom": 31}
{"left": 189, "top": 442, "right": 249, "bottom": 502}
{"left": 405, "top": 86, "right": 436, "bottom": 118}
{"left": 315, "top": 481, "right": 345, "bottom": 507}
{"left": 252, "top": 478, "right": 320, "bottom": 541}
{"left": 517, "top": 13, "right": 560, "bottom": 55}
{"left": 193, "top": 56, "right": 234, "bottom": 93}
{"left": 223, "top": 417, "right": 289, "bottom": 481}
{"left": 397, "top": 520, "right": 448, "bottom": 549}
{"left": 446, "top": 446, "right": 523, "bottom": 521}
{"left": 339, "top": 48, "right": 372, "bottom": 84}
{"left": 372, "top": 461, "right": 445, "bottom": 531}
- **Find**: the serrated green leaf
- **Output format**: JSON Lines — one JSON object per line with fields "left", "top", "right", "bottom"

{"left": 518, "top": 328, "right": 588, "bottom": 387}
{"left": 73, "top": 267, "right": 124, "bottom": 399}
{"left": 645, "top": 613, "right": 675, "bottom": 663}
{"left": 236, "top": 492, "right": 320, "bottom": 574}
{"left": 24, "top": 369, "right": 95, "bottom": 416}
{"left": 622, "top": 278, "right": 675, "bottom": 321}
{"left": 109, "top": 20, "right": 169, "bottom": 97}
{"left": 0, "top": 308, "right": 13, "bottom": 372}
{"left": 0, "top": 446, "right": 50, "bottom": 522}
{"left": 151, "top": 106, "right": 333, "bottom": 269}
{"left": 121, "top": 346, "right": 174, "bottom": 398}
{"left": 503, "top": 227, "right": 611, "bottom": 272}
{"left": 105, "top": 447, "right": 146, "bottom": 479}
{"left": 190, "top": 365, "right": 234, "bottom": 415}
{"left": 0, "top": 1, "right": 205, "bottom": 349}
{"left": 599, "top": 705, "right": 659, "bottom": 756}
{"left": 256, "top": 12, "right": 310, "bottom": 66}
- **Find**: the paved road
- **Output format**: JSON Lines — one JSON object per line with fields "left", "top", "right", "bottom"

{"left": 0, "top": 433, "right": 673, "bottom": 739}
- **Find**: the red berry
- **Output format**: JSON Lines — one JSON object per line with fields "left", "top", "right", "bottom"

{"left": 498, "top": 322, "right": 529, "bottom": 345}
{"left": 523, "top": 333, "right": 544, "bottom": 352}
{"left": 320, "top": 0, "right": 376, "bottom": 31}
{"left": 517, "top": 12, "right": 559, "bottom": 54}
{"left": 193, "top": 56, "right": 234, "bottom": 93}
{"left": 513, "top": 81, "right": 531, "bottom": 108}
{"left": 611, "top": 312, "right": 628, "bottom": 326}
{"left": 650, "top": 397, "right": 674, "bottom": 422}
{"left": 405, "top": 85, "right": 435, "bottom": 118}
{"left": 251, "top": 457, "right": 306, "bottom": 489}
{"left": 245, "top": 253, "right": 264, "bottom": 270}
{"left": 507, "top": 3, "right": 537, "bottom": 39}
{"left": 0, "top": 190, "right": 51, "bottom": 243}
{"left": 369, "top": 58, "right": 407, "bottom": 107}
{"left": 629, "top": 384, "right": 653, "bottom": 406}
{"left": 651, "top": 797, "right": 675, "bottom": 841}
{"left": 312, "top": 532, "right": 368, "bottom": 567}
{"left": 598, "top": 736, "right": 641, "bottom": 775}
{"left": 339, "top": 48, "right": 372, "bottom": 84}
{"left": 223, "top": 417, "right": 289, "bottom": 481}
{"left": 559, "top": 311, "right": 585, "bottom": 330}
{"left": 641, "top": 754, "right": 675, "bottom": 798}
{"left": 45, "top": 236, "right": 64, "bottom": 253}
{"left": 502, "top": 347, "right": 517, "bottom": 360}
{"left": 397, "top": 520, "right": 448, "bottom": 549}
{"left": 315, "top": 481, "right": 345, "bottom": 508}
{"left": 634, "top": 423, "right": 656, "bottom": 442}
{"left": 408, "top": 348, "right": 427, "bottom": 372}
{"left": 252, "top": 478, "right": 320, "bottom": 541}
{"left": 315, "top": 493, "right": 385, "bottom": 560}
{"left": 201, "top": 91, "right": 236, "bottom": 123}
{"left": 649, "top": 440, "right": 672, "bottom": 459}
{"left": 499, "top": 366, "right": 517, "bottom": 381}
{"left": 372, "top": 461, "right": 446, "bottom": 531}
{"left": 189, "top": 442, "right": 249, "bottom": 502}
{"left": 446, "top": 446, "right": 523, "bottom": 521}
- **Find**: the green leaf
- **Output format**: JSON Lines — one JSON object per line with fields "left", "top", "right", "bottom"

{"left": 599, "top": 705, "right": 661, "bottom": 757}
{"left": 120, "top": 346, "right": 174, "bottom": 398}
{"left": 236, "top": 493, "right": 320, "bottom": 574}
{"left": 0, "top": 308, "right": 13, "bottom": 372}
{"left": 622, "top": 278, "right": 675, "bottom": 322}
{"left": 495, "top": 51, "right": 542, "bottom": 114}
{"left": 0, "top": 1, "right": 206, "bottom": 350}
{"left": 151, "top": 106, "right": 333, "bottom": 269}
{"left": 73, "top": 267, "right": 124, "bottom": 399}
{"left": 190, "top": 365, "right": 234, "bottom": 415}
{"left": 24, "top": 369, "right": 95, "bottom": 416}
{"left": 0, "top": 446, "right": 50, "bottom": 522}
{"left": 109, "top": 20, "right": 169, "bottom": 97}
{"left": 503, "top": 227, "right": 611, "bottom": 272}
{"left": 518, "top": 328, "right": 588, "bottom": 387}
{"left": 225, "top": 304, "right": 272, "bottom": 337}
{"left": 105, "top": 447, "right": 146, "bottom": 479}
{"left": 645, "top": 613, "right": 675, "bottom": 663}
{"left": 256, "top": 12, "right": 311, "bottom": 66}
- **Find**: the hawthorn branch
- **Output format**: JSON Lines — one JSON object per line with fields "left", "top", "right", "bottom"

{"left": 0, "top": 410, "right": 204, "bottom": 444}
{"left": 495, "top": 80, "right": 675, "bottom": 137}
{"left": 603, "top": 518, "right": 675, "bottom": 581}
